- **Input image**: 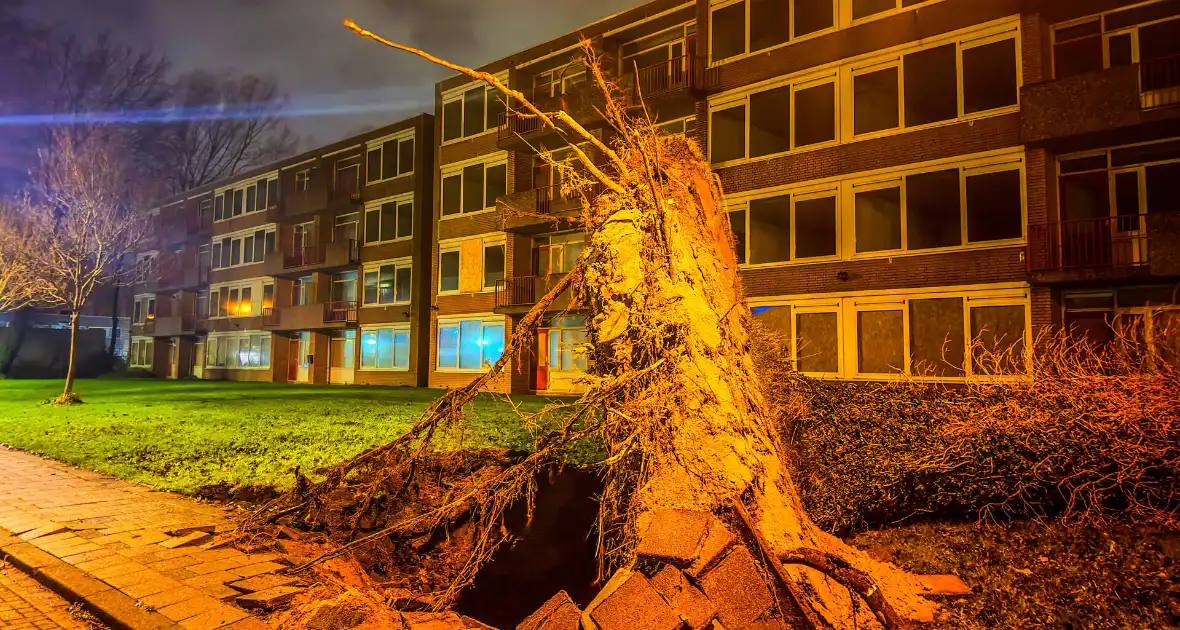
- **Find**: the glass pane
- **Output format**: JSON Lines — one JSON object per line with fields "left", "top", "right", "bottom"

{"left": 729, "top": 209, "right": 747, "bottom": 264}
{"left": 399, "top": 138, "right": 415, "bottom": 176}
{"left": 855, "top": 186, "right": 902, "bottom": 252}
{"left": 254, "top": 233, "right": 265, "bottom": 262}
{"left": 462, "top": 87, "right": 485, "bottom": 137}
{"left": 966, "top": 170, "right": 1023, "bottom": 242}
{"left": 438, "top": 326, "right": 458, "bottom": 368}
{"left": 711, "top": 105, "right": 746, "bottom": 164}
{"left": 486, "top": 92, "right": 507, "bottom": 132}
{"left": 230, "top": 239, "right": 241, "bottom": 266}
{"left": 962, "top": 39, "right": 1018, "bottom": 114}
{"left": 395, "top": 267, "right": 412, "bottom": 303}
{"left": 377, "top": 328, "right": 394, "bottom": 369}
{"left": 381, "top": 140, "right": 397, "bottom": 180}
{"left": 443, "top": 100, "right": 463, "bottom": 141}
{"left": 904, "top": 44, "right": 958, "bottom": 126}
{"left": 463, "top": 164, "right": 485, "bottom": 212}
{"left": 394, "top": 332, "right": 411, "bottom": 368}
{"left": 748, "top": 194, "right": 792, "bottom": 264}
{"left": 909, "top": 298, "right": 965, "bottom": 377}
{"left": 364, "top": 271, "right": 378, "bottom": 305}
{"left": 749, "top": 87, "right": 791, "bottom": 158}
{"left": 250, "top": 336, "right": 262, "bottom": 367}
{"left": 857, "top": 310, "right": 905, "bottom": 374}
{"left": 481, "top": 324, "right": 505, "bottom": 368}
{"left": 440, "top": 252, "right": 460, "bottom": 292}
{"left": 379, "top": 265, "right": 395, "bottom": 304}
{"left": 711, "top": 2, "right": 746, "bottom": 62}
{"left": 854, "top": 67, "right": 899, "bottom": 135}
{"left": 796, "top": 312, "right": 839, "bottom": 373}
{"left": 794, "top": 82, "right": 836, "bottom": 146}
{"left": 1053, "top": 37, "right": 1103, "bottom": 79}
{"left": 1139, "top": 17, "right": 1180, "bottom": 62}
{"left": 751, "top": 0, "right": 791, "bottom": 52}
{"left": 971, "top": 305, "right": 1026, "bottom": 375}
{"left": 1060, "top": 171, "right": 1110, "bottom": 221}
{"left": 853, "top": 0, "right": 894, "bottom": 19}
{"left": 397, "top": 202, "right": 413, "bottom": 238}
{"left": 794, "top": 0, "right": 833, "bottom": 36}
{"left": 367, "top": 148, "right": 382, "bottom": 182}
{"left": 1147, "top": 162, "right": 1180, "bottom": 214}
{"left": 794, "top": 196, "right": 838, "bottom": 258}
{"left": 906, "top": 169, "right": 962, "bottom": 250}
{"left": 486, "top": 164, "right": 507, "bottom": 207}
{"left": 752, "top": 304, "right": 793, "bottom": 352}
{"left": 459, "top": 320, "right": 483, "bottom": 369}
{"left": 245, "top": 186, "right": 257, "bottom": 213}
{"left": 380, "top": 202, "right": 396, "bottom": 242}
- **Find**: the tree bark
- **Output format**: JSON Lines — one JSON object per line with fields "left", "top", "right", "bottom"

{"left": 108, "top": 282, "right": 120, "bottom": 358}
{"left": 63, "top": 310, "right": 78, "bottom": 397}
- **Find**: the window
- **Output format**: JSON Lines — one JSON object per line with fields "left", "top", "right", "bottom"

{"left": 857, "top": 308, "right": 905, "bottom": 374}
{"left": 853, "top": 66, "right": 899, "bottom": 135}
{"left": 360, "top": 326, "right": 411, "bottom": 370}
{"left": 363, "top": 260, "right": 412, "bottom": 306}
{"left": 533, "top": 232, "right": 586, "bottom": 275}
{"left": 133, "top": 296, "right": 156, "bottom": 325}
{"left": 711, "top": 73, "right": 837, "bottom": 164}
{"left": 206, "top": 334, "right": 271, "bottom": 369}
{"left": 533, "top": 63, "right": 588, "bottom": 99}
{"left": 213, "top": 176, "right": 278, "bottom": 221}
{"left": 210, "top": 227, "right": 276, "bottom": 270}
{"left": 854, "top": 185, "right": 902, "bottom": 253}
{"left": 441, "top": 159, "right": 507, "bottom": 216}
{"left": 295, "top": 169, "right": 310, "bottom": 192}
{"left": 130, "top": 339, "right": 153, "bottom": 368}
{"left": 747, "top": 194, "right": 791, "bottom": 264}
{"left": 909, "top": 297, "right": 965, "bottom": 376}
{"left": 620, "top": 23, "right": 695, "bottom": 83}
{"left": 209, "top": 282, "right": 263, "bottom": 318}
{"left": 709, "top": 0, "right": 833, "bottom": 63}
{"left": 962, "top": 39, "right": 1019, "bottom": 115}
{"left": 1053, "top": 5, "right": 1180, "bottom": 80}
{"left": 364, "top": 196, "right": 414, "bottom": 244}
{"left": 442, "top": 81, "right": 508, "bottom": 142}
{"left": 483, "top": 244, "right": 505, "bottom": 290}
{"left": 732, "top": 190, "right": 839, "bottom": 263}
{"left": 903, "top": 44, "right": 958, "bottom": 126}
{"left": 549, "top": 315, "right": 589, "bottom": 372}
{"left": 293, "top": 276, "right": 313, "bottom": 306}
{"left": 366, "top": 133, "right": 415, "bottom": 183}
{"left": 853, "top": 0, "right": 900, "bottom": 21}
{"left": 134, "top": 254, "right": 157, "bottom": 283}
{"left": 437, "top": 318, "right": 505, "bottom": 371}
{"left": 657, "top": 116, "right": 698, "bottom": 136}
{"left": 970, "top": 304, "right": 1026, "bottom": 375}
{"left": 795, "top": 311, "right": 839, "bottom": 374}
{"left": 966, "top": 169, "right": 1023, "bottom": 242}
{"left": 439, "top": 250, "right": 460, "bottom": 293}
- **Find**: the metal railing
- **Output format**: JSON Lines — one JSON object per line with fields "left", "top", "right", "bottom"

{"left": 282, "top": 239, "right": 357, "bottom": 269}
{"left": 1028, "top": 215, "right": 1150, "bottom": 271}
{"left": 261, "top": 307, "right": 281, "bottom": 327}
{"left": 1141, "top": 54, "right": 1180, "bottom": 109}
{"left": 322, "top": 300, "right": 358, "bottom": 324}
{"left": 535, "top": 182, "right": 606, "bottom": 215}
{"left": 632, "top": 54, "right": 716, "bottom": 99}
{"left": 495, "top": 277, "right": 538, "bottom": 308}
{"left": 498, "top": 111, "right": 542, "bottom": 141}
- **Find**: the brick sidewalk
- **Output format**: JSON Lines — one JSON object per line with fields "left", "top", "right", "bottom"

{"left": 0, "top": 447, "right": 289, "bottom": 629}
{"left": 1, "top": 560, "right": 103, "bottom": 629}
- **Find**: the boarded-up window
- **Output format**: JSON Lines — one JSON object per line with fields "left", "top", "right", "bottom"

{"left": 962, "top": 39, "right": 1018, "bottom": 114}
{"left": 711, "top": 105, "right": 747, "bottom": 163}
{"left": 970, "top": 305, "right": 1026, "bottom": 374}
{"left": 909, "top": 298, "right": 965, "bottom": 376}
{"left": 748, "top": 195, "right": 791, "bottom": 264}
{"left": 796, "top": 312, "right": 839, "bottom": 373}
{"left": 1154, "top": 309, "right": 1180, "bottom": 367}
{"left": 966, "top": 170, "right": 1023, "bottom": 242}
{"left": 904, "top": 44, "right": 958, "bottom": 126}
{"left": 857, "top": 309, "right": 904, "bottom": 374}
{"left": 711, "top": 2, "right": 746, "bottom": 62}
{"left": 854, "top": 67, "right": 899, "bottom": 135}
{"left": 906, "top": 169, "right": 962, "bottom": 250}
{"left": 794, "top": 196, "right": 837, "bottom": 258}
{"left": 794, "top": 82, "right": 836, "bottom": 147}
{"left": 750, "top": 87, "right": 791, "bottom": 158}
{"left": 855, "top": 186, "right": 902, "bottom": 252}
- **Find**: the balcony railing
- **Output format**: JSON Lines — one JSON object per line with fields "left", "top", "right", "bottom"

{"left": 1028, "top": 215, "right": 1150, "bottom": 271}
{"left": 535, "top": 182, "right": 606, "bottom": 215}
{"left": 1141, "top": 54, "right": 1180, "bottom": 109}
{"left": 322, "top": 300, "right": 358, "bottom": 324}
{"left": 495, "top": 276, "right": 539, "bottom": 308}
{"left": 631, "top": 54, "right": 717, "bottom": 99}
{"left": 261, "top": 307, "right": 281, "bottom": 328}
{"left": 282, "top": 240, "right": 358, "bottom": 270}
{"left": 329, "top": 182, "right": 363, "bottom": 204}
{"left": 498, "top": 111, "right": 542, "bottom": 141}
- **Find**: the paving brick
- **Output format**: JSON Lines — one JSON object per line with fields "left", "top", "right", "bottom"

{"left": 165, "top": 525, "right": 217, "bottom": 537}
{"left": 686, "top": 520, "right": 736, "bottom": 578}
{"left": 177, "top": 603, "right": 249, "bottom": 630}
{"left": 228, "top": 573, "right": 300, "bottom": 593}
{"left": 516, "top": 590, "right": 581, "bottom": 630}
{"left": 161, "top": 532, "right": 212, "bottom": 550}
{"left": 634, "top": 509, "right": 711, "bottom": 567}
{"left": 86, "top": 588, "right": 179, "bottom": 629}
{"left": 103, "top": 568, "right": 163, "bottom": 589}
{"left": 589, "top": 572, "right": 681, "bottom": 630}
{"left": 158, "top": 594, "right": 224, "bottom": 622}
{"left": 59, "top": 547, "right": 118, "bottom": 566}
{"left": 235, "top": 585, "right": 304, "bottom": 610}
{"left": 36, "top": 562, "right": 113, "bottom": 598}
{"left": 230, "top": 561, "right": 285, "bottom": 579}
{"left": 150, "top": 555, "right": 205, "bottom": 572}
{"left": 650, "top": 565, "right": 717, "bottom": 630}
{"left": 123, "top": 575, "right": 186, "bottom": 599}
{"left": 89, "top": 560, "right": 148, "bottom": 580}
{"left": 699, "top": 546, "right": 775, "bottom": 629}
{"left": 188, "top": 557, "right": 249, "bottom": 576}
{"left": 139, "top": 586, "right": 204, "bottom": 610}
{"left": 184, "top": 571, "right": 239, "bottom": 590}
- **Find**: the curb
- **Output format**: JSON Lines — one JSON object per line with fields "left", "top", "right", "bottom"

{"left": 0, "top": 527, "right": 179, "bottom": 630}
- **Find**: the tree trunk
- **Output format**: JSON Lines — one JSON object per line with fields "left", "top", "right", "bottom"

{"left": 63, "top": 310, "right": 78, "bottom": 397}
{"left": 108, "top": 283, "right": 120, "bottom": 357}
{"left": 586, "top": 166, "right": 937, "bottom": 626}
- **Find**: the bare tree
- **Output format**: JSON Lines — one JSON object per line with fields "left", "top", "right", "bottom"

{"left": 23, "top": 129, "right": 154, "bottom": 403}
{"left": 153, "top": 70, "right": 298, "bottom": 194}
{"left": 0, "top": 200, "right": 37, "bottom": 312}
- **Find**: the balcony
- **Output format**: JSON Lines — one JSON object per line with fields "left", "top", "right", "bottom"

{"left": 501, "top": 183, "right": 606, "bottom": 233}
{"left": 268, "top": 240, "right": 359, "bottom": 276}
{"left": 1023, "top": 58, "right": 1180, "bottom": 145}
{"left": 158, "top": 263, "right": 209, "bottom": 292}
{"left": 145, "top": 314, "right": 204, "bottom": 337}
{"left": 494, "top": 274, "right": 579, "bottom": 314}
{"left": 496, "top": 87, "right": 612, "bottom": 152}
{"left": 261, "top": 301, "right": 358, "bottom": 330}
{"left": 627, "top": 54, "right": 717, "bottom": 102}
{"left": 1027, "top": 215, "right": 1159, "bottom": 283}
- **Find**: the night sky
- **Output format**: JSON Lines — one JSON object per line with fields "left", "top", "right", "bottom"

{"left": 21, "top": 0, "right": 640, "bottom": 146}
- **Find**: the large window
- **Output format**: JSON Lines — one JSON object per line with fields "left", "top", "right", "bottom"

{"left": 437, "top": 235, "right": 506, "bottom": 294}
{"left": 619, "top": 23, "right": 695, "bottom": 82}
{"left": 709, "top": 0, "right": 834, "bottom": 63}
{"left": 130, "top": 339, "right": 153, "bottom": 368}
{"left": 549, "top": 315, "right": 589, "bottom": 373}
{"left": 710, "top": 73, "right": 837, "bottom": 164}
{"left": 437, "top": 318, "right": 506, "bottom": 371}
{"left": 442, "top": 81, "right": 508, "bottom": 142}
{"left": 532, "top": 232, "right": 585, "bottom": 275}
{"left": 211, "top": 227, "right": 276, "bottom": 270}
{"left": 206, "top": 334, "right": 271, "bottom": 369}
{"left": 755, "top": 287, "right": 1028, "bottom": 380}
{"left": 209, "top": 281, "right": 271, "bottom": 318}
{"left": 362, "top": 259, "right": 412, "bottom": 306}
{"left": 441, "top": 158, "right": 508, "bottom": 217}
{"left": 1053, "top": 3, "right": 1180, "bottom": 80}
{"left": 533, "top": 63, "right": 587, "bottom": 99}
{"left": 360, "top": 326, "right": 411, "bottom": 370}
{"left": 364, "top": 195, "right": 413, "bottom": 244}
{"left": 213, "top": 175, "right": 278, "bottom": 222}
{"left": 730, "top": 190, "right": 839, "bottom": 264}
{"left": 366, "top": 132, "right": 415, "bottom": 183}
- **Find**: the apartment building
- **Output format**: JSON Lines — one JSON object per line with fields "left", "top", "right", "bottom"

{"left": 128, "top": 114, "right": 436, "bottom": 385}
{"left": 427, "top": 0, "right": 1180, "bottom": 392}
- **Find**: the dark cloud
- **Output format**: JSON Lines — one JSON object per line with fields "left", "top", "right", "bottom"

{"left": 20, "top": 0, "right": 640, "bottom": 146}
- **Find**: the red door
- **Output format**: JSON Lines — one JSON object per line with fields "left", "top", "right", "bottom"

{"left": 534, "top": 329, "right": 550, "bottom": 392}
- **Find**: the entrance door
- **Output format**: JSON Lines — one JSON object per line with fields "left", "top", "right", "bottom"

{"left": 534, "top": 328, "right": 550, "bottom": 391}
{"left": 288, "top": 337, "right": 301, "bottom": 382}
{"left": 296, "top": 333, "right": 311, "bottom": 383}
{"left": 329, "top": 331, "right": 356, "bottom": 385}
{"left": 1111, "top": 169, "right": 1147, "bottom": 266}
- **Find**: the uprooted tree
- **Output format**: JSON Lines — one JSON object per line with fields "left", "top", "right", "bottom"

{"left": 251, "top": 23, "right": 949, "bottom": 628}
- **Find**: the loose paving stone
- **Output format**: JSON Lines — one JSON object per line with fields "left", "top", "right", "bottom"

{"left": 160, "top": 532, "right": 211, "bottom": 549}
{"left": 589, "top": 572, "right": 682, "bottom": 630}
{"left": 227, "top": 573, "right": 300, "bottom": 593}
{"left": 235, "top": 585, "right": 305, "bottom": 610}
{"left": 158, "top": 594, "right": 225, "bottom": 622}
{"left": 649, "top": 565, "right": 717, "bottom": 629}
{"left": 686, "top": 520, "right": 737, "bottom": 578}
{"left": 516, "top": 590, "right": 581, "bottom": 630}
{"left": 177, "top": 603, "right": 249, "bottom": 630}
{"left": 634, "top": 509, "right": 712, "bottom": 567}
{"left": 699, "top": 546, "right": 776, "bottom": 629}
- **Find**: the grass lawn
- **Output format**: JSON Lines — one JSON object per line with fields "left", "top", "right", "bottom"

{"left": 0, "top": 379, "right": 563, "bottom": 494}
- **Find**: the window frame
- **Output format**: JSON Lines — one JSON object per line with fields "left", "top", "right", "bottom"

{"left": 1050, "top": 3, "right": 1180, "bottom": 79}
{"left": 435, "top": 316, "right": 507, "bottom": 373}
{"left": 708, "top": 69, "right": 839, "bottom": 165}
{"left": 212, "top": 174, "right": 279, "bottom": 223}
{"left": 362, "top": 257, "right": 414, "bottom": 307}
{"left": 363, "top": 193, "right": 415, "bottom": 246}
{"left": 365, "top": 130, "right": 416, "bottom": 184}
{"left": 440, "top": 74, "right": 509, "bottom": 145}
{"left": 359, "top": 324, "right": 412, "bottom": 371}
{"left": 209, "top": 225, "right": 277, "bottom": 271}
{"left": 205, "top": 333, "right": 272, "bottom": 370}
{"left": 130, "top": 338, "right": 154, "bottom": 368}
{"left": 708, "top": 0, "right": 839, "bottom": 65}
{"left": 439, "top": 154, "right": 509, "bottom": 219}
{"left": 730, "top": 184, "right": 843, "bottom": 266}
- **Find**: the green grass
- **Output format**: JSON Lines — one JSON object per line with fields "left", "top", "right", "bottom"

{"left": 0, "top": 379, "right": 562, "bottom": 494}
